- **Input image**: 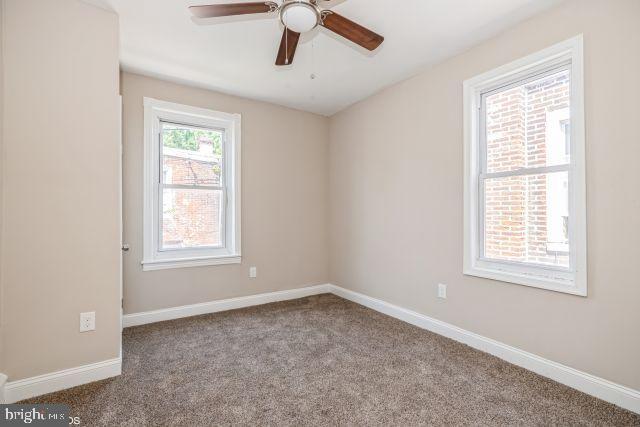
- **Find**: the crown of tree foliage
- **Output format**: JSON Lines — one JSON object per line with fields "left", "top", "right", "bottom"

{"left": 163, "top": 127, "right": 222, "bottom": 156}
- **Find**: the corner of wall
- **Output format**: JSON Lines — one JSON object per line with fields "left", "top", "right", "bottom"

{"left": 0, "top": 0, "right": 6, "bottom": 381}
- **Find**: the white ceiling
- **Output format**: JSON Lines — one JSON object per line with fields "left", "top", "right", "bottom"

{"left": 96, "top": 0, "right": 562, "bottom": 116}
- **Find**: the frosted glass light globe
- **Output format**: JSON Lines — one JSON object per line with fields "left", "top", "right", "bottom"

{"left": 281, "top": 3, "right": 319, "bottom": 33}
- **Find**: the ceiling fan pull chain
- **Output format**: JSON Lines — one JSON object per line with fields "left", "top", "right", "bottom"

{"left": 311, "top": 37, "right": 316, "bottom": 80}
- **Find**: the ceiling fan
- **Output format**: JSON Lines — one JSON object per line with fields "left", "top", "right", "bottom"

{"left": 189, "top": 1, "right": 384, "bottom": 66}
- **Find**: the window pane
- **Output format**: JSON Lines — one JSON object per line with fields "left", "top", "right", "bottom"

{"left": 485, "top": 68, "right": 571, "bottom": 173}
{"left": 161, "top": 188, "right": 223, "bottom": 249}
{"left": 161, "top": 123, "right": 223, "bottom": 186}
{"left": 483, "top": 171, "right": 569, "bottom": 268}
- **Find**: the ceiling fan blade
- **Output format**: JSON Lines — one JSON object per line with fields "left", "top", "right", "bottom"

{"left": 189, "top": 2, "right": 278, "bottom": 18}
{"left": 321, "top": 12, "right": 384, "bottom": 51}
{"left": 275, "top": 28, "right": 301, "bottom": 66}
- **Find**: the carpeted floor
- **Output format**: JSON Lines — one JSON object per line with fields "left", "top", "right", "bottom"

{"left": 24, "top": 294, "right": 640, "bottom": 425}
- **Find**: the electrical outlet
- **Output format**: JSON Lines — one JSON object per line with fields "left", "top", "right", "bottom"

{"left": 437, "top": 283, "right": 447, "bottom": 299}
{"left": 249, "top": 266, "right": 257, "bottom": 278}
{"left": 80, "top": 312, "right": 95, "bottom": 332}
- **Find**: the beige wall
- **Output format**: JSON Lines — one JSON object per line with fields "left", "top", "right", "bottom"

{"left": 121, "top": 72, "right": 329, "bottom": 314}
{"left": 328, "top": 0, "right": 640, "bottom": 391}
{"left": 1, "top": 0, "right": 121, "bottom": 380}
{"left": 0, "top": 0, "right": 5, "bottom": 376}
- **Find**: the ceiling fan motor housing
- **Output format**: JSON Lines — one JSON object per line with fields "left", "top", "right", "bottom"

{"left": 279, "top": 0, "right": 321, "bottom": 33}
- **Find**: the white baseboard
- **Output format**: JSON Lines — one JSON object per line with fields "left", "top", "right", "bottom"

{"left": 2, "top": 285, "right": 330, "bottom": 403}
{"left": 328, "top": 284, "right": 640, "bottom": 414}
{"left": 123, "top": 284, "right": 331, "bottom": 327}
{"left": 3, "top": 358, "right": 121, "bottom": 404}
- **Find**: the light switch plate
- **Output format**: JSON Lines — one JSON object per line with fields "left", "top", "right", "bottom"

{"left": 438, "top": 283, "right": 447, "bottom": 299}
{"left": 249, "top": 266, "right": 257, "bottom": 278}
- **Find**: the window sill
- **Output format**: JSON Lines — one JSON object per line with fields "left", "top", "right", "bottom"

{"left": 142, "top": 255, "right": 241, "bottom": 271}
{"left": 464, "top": 265, "right": 585, "bottom": 296}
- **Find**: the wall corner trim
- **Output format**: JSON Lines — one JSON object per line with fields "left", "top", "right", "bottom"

{"left": 3, "top": 358, "right": 121, "bottom": 404}
{"left": 327, "top": 284, "right": 640, "bottom": 415}
{"left": 122, "top": 284, "right": 332, "bottom": 327}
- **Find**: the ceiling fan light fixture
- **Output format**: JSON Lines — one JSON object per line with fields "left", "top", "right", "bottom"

{"left": 280, "top": 1, "right": 320, "bottom": 33}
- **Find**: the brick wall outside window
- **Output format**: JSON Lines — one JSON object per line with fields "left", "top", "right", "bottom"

{"left": 484, "top": 70, "right": 570, "bottom": 267}
{"left": 161, "top": 141, "right": 223, "bottom": 249}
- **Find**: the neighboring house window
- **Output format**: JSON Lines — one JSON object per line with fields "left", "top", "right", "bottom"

{"left": 143, "top": 98, "right": 241, "bottom": 270}
{"left": 463, "top": 36, "right": 586, "bottom": 295}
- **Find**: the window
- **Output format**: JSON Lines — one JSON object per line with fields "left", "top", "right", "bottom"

{"left": 143, "top": 98, "right": 241, "bottom": 270}
{"left": 463, "top": 35, "right": 586, "bottom": 295}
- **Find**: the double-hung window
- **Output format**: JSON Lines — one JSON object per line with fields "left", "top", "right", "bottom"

{"left": 143, "top": 98, "right": 241, "bottom": 271}
{"left": 463, "top": 36, "right": 586, "bottom": 295}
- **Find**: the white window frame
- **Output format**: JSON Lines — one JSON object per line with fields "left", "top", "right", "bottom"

{"left": 142, "top": 98, "right": 241, "bottom": 271}
{"left": 463, "top": 35, "right": 587, "bottom": 296}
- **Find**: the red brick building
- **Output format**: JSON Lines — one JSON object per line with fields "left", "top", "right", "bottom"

{"left": 161, "top": 139, "right": 223, "bottom": 249}
{"left": 484, "top": 69, "right": 570, "bottom": 267}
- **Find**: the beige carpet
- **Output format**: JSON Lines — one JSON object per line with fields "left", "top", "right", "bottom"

{"left": 23, "top": 294, "right": 639, "bottom": 425}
